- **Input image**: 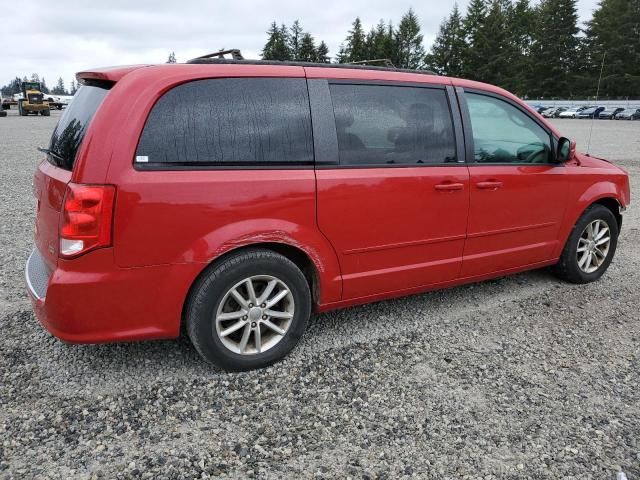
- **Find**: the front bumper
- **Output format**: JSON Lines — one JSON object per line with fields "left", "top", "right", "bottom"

{"left": 25, "top": 247, "right": 202, "bottom": 344}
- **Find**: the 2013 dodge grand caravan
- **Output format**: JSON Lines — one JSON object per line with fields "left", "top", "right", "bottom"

{"left": 26, "top": 58, "right": 631, "bottom": 371}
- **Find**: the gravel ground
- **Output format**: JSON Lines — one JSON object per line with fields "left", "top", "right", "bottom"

{"left": 1, "top": 108, "right": 639, "bottom": 479}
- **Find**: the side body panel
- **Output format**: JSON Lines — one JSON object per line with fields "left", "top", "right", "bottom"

{"left": 308, "top": 73, "right": 471, "bottom": 300}
{"left": 462, "top": 165, "right": 569, "bottom": 276}
{"left": 317, "top": 167, "right": 470, "bottom": 299}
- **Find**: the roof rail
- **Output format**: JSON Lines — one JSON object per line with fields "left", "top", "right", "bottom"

{"left": 349, "top": 59, "right": 395, "bottom": 68}
{"left": 188, "top": 49, "right": 244, "bottom": 62}
{"left": 185, "top": 56, "right": 436, "bottom": 75}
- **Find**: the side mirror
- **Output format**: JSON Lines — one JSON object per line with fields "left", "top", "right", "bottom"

{"left": 556, "top": 137, "right": 574, "bottom": 163}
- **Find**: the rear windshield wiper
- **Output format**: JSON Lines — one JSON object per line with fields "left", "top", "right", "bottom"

{"left": 37, "top": 147, "right": 65, "bottom": 163}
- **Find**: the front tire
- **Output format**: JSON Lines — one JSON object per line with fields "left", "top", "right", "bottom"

{"left": 186, "top": 249, "right": 311, "bottom": 371}
{"left": 553, "top": 204, "right": 619, "bottom": 284}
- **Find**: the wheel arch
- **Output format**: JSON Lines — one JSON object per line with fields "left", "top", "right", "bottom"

{"left": 181, "top": 241, "right": 327, "bottom": 331}
{"left": 554, "top": 187, "right": 625, "bottom": 259}
{"left": 592, "top": 197, "right": 622, "bottom": 231}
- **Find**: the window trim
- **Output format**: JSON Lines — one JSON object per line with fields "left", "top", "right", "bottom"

{"left": 317, "top": 79, "right": 465, "bottom": 169}
{"left": 133, "top": 77, "right": 315, "bottom": 171}
{"left": 456, "top": 87, "right": 563, "bottom": 166}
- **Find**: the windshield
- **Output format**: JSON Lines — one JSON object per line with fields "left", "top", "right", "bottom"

{"left": 47, "top": 84, "right": 110, "bottom": 171}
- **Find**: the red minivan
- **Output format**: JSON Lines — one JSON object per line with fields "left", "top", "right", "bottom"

{"left": 26, "top": 58, "right": 631, "bottom": 370}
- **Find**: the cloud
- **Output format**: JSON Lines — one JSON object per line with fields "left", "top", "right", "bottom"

{"left": 0, "top": 0, "right": 598, "bottom": 89}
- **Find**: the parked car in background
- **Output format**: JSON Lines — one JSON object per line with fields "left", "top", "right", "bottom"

{"left": 598, "top": 107, "right": 625, "bottom": 119}
{"left": 544, "top": 106, "right": 569, "bottom": 118}
{"left": 615, "top": 108, "right": 640, "bottom": 120}
{"left": 25, "top": 60, "right": 631, "bottom": 370}
{"left": 558, "top": 106, "right": 589, "bottom": 118}
{"left": 577, "top": 106, "right": 605, "bottom": 119}
{"left": 533, "top": 105, "right": 552, "bottom": 114}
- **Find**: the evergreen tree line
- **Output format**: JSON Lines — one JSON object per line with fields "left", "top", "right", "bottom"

{"left": 262, "top": 0, "right": 640, "bottom": 98}
{"left": 1, "top": 74, "right": 77, "bottom": 97}
{"left": 262, "top": 20, "right": 330, "bottom": 63}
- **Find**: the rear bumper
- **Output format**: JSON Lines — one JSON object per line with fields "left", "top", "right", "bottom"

{"left": 25, "top": 247, "right": 203, "bottom": 344}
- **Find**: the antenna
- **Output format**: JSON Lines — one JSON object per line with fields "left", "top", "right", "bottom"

{"left": 586, "top": 52, "right": 606, "bottom": 155}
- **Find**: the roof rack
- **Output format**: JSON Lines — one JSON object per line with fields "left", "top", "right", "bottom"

{"left": 186, "top": 55, "right": 436, "bottom": 76}
{"left": 188, "top": 49, "right": 244, "bottom": 62}
{"left": 349, "top": 58, "right": 395, "bottom": 68}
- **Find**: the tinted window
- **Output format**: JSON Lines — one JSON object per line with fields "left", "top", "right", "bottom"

{"left": 329, "top": 84, "right": 457, "bottom": 166}
{"left": 465, "top": 93, "right": 551, "bottom": 164}
{"left": 136, "top": 78, "right": 313, "bottom": 166}
{"left": 48, "top": 85, "right": 110, "bottom": 171}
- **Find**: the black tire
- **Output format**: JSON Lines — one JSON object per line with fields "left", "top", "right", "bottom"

{"left": 553, "top": 204, "right": 619, "bottom": 284}
{"left": 185, "top": 249, "right": 311, "bottom": 371}
{"left": 42, "top": 109, "right": 50, "bottom": 116}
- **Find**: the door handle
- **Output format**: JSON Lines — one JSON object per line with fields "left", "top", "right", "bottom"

{"left": 435, "top": 182, "right": 465, "bottom": 192}
{"left": 476, "top": 181, "right": 503, "bottom": 190}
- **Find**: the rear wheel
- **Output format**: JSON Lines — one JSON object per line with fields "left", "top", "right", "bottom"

{"left": 42, "top": 109, "right": 50, "bottom": 116}
{"left": 553, "top": 204, "right": 618, "bottom": 284}
{"left": 186, "top": 249, "right": 311, "bottom": 371}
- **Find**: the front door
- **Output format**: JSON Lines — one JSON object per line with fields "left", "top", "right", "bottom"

{"left": 458, "top": 90, "right": 569, "bottom": 277}
{"left": 315, "top": 81, "right": 470, "bottom": 300}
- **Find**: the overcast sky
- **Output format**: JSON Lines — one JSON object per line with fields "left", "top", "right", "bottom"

{"left": 1, "top": 0, "right": 599, "bottom": 90}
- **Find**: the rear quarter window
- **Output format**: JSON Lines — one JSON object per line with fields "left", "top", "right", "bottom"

{"left": 135, "top": 78, "right": 314, "bottom": 167}
{"left": 48, "top": 85, "right": 110, "bottom": 171}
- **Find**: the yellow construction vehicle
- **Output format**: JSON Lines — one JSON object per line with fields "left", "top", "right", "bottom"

{"left": 18, "top": 82, "right": 50, "bottom": 116}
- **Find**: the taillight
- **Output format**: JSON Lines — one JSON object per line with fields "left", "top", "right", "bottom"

{"left": 59, "top": 183, "right": 116, "bottom": 258}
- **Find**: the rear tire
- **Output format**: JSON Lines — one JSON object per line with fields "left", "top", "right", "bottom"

{"left": 185, "top": 249, "right": 311, "bottom": 371}
{"left": 553, "top": 204, "right": 619, "bottom": 284}
{"left": 42, "top": 109, "right": 50, "bottom": 116}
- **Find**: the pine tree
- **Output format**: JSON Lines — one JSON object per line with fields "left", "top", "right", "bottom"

{"left": 315, "top": 41, "right": 330, "bottom": 63}
{"left": 505, "top": 0, "right": 534, "bottom": 95}
{"left": 364, "top": 20, "right": 395, "bottom": 62}
{"left": 426, "top": 5, "right": 465, "bottom": 76}
{"left": 262, "top": 22, "right": 292, "bottom": 60}
{"left": 40, "top": 77, "right": 49, "bottom": 94}
{"left": 70, "top": 80, "right": 77, "bottom": 95}
{"left": 52, "top": 77, "right": 66, "bottom": 95}
{"left": 298, "top": 33, "right": 317, "bottom": 62}
{"left": 339, "top": 17, "right": 368, "bottom": 63}
{"left": 395, "top": 9, "right": 426, "bottom": 69}
{"left": 289, "top": 20, "right": 304, "bottom": 60}
{"left": 167, "top": 52, "right": 177, "bottom": 63}
{"left": 461, "top": 0, "right": 488, "bottom": 79}
{"left": 475, "top": 0, "right": 511, "bottom": 85}
{"left": 584, "top": 0, "right": 640, "bottom": 97}
{"left": 530, "top": 0, "right": 580, "bottom": 97}
{"left": 336, "top": 44, "right": 348, "bottom": 63}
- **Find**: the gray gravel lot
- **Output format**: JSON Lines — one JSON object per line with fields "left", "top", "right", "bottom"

{"left": 1, "top": 108, "right": 639, "bottom": 479}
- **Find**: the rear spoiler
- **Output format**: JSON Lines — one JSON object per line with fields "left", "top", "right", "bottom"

{"left": 76, "top": 65, "right": 150, "bottom": 84}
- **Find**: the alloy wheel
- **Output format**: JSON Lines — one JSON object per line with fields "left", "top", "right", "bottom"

{"left": 214, "top": 275, "right": 295, "bottom": 355}
{"left": 576, "top": 219, "right": 611, "bottom": 274}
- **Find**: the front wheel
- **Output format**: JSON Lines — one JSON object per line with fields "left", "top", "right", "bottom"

{"left": 553, "top": 204, "right": 619, "bottom": 284}
{"left": 186, "top": 249, "right": 311, "bottom": 371}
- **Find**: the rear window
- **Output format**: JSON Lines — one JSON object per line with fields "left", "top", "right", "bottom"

{"left": 47, "top": 84, "right": 110, "bottom": 171}
{"left": 135, "top": 78, "right": 313, "bottom": 167}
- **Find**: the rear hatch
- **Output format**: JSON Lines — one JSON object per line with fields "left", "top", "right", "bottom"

{"left": 33, "top": 83, "right": 111, "bottom": 270}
